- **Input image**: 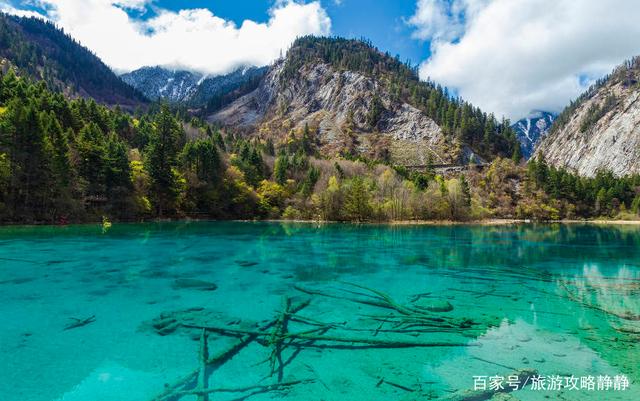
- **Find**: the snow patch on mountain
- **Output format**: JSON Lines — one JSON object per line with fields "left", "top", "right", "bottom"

{"left": 121, "top": 67, "right": 201, "bottom": 102}
{"left": 512, "top": 111, "right": 556, "bottom": 159}
{"left": 121, "top": 66, "right": 267, "bottom": 106}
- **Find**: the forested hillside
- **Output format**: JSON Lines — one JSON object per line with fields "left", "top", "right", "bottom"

{"left": 0, "top": 13, "right": 145, "bottom": 105}
{"left": 2, "top": 70, "right": 640, "bottom": 224}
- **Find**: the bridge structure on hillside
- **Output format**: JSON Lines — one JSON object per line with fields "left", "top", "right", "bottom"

{"left": 404, "top": 163, "right": 489, "bottom": 174}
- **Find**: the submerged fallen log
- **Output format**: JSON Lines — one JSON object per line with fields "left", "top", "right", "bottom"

{"left": 181, "top": 322, "right": 479, "bottom": 348}
{"left": 147, "top": 282, "right": 485, "bottom": 401}
{"left": 173, "top": 379, "right": 315, "bottom": 397}
{"left": 196, "top": 329, "right": 208, "bottom": 401}
{"left": 376, "top": 377, "right": 416, "bottom": 392}
{"left": 63, "top": 315, "right": 96, "bottom": 330}
{"left": 338, "top": 281, "right": 430, "bottom": 316}
{"left": 293, "top": 283, "right": 471, "bottom": 330}
{"left": 269, "top": 297, "right": 292, "bottom": 381}
{"left": 149, "top": 299, "right": 310, "bottom": 401}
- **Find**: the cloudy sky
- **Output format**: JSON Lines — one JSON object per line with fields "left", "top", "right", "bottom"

{"left": 4, "top": 0, "right": 640, "bottom": 120}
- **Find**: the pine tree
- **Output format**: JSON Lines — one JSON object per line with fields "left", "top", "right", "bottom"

{"left": 344, "top": 177, "right": 372, "bottom": 221}
{"left": 46, "top": 115, "right": 71, "bottom": 187}
{"left": 146, "top": 105, "right": 183, "bottom": 216}
{"left": 366, "top": 95, "right": 384, "bottom": 130}
{"left": 104, "top": 134, "right": 133, "bottom": 216}
{"left": 213, "top": 130, "right": 226, "bottom": 151}
{"left": 6, "top": 101, "right": 54, "bottom": 220}
{"left": 512, "top": 144, "right": 523, "bottom": 163}
{"left": 302, "top": 123, "right": 313, "bottom": 154}
{"left": 264, "top": 138, "right": 275, "bottom": 156}
{"left": 274, "top": 154, "right": 289, "bottom": 185}
{"left": 77, "top": 122, "right": 107, "bottom": 200}
{"left": 460, "top": 174, "right": 471, "bottom": 208}
{"left": 181, "top": 138, "right": 220, "bottom": 182}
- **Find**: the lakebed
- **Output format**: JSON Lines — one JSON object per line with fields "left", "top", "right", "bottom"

{"left": 0, "top": 221, "right": 638, "bottom": 401}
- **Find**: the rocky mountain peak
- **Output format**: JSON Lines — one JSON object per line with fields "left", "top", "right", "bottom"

{"left": 513, "top": 111, "right": 556, "bottom": 159}
{"left": 121, "top": 65, "right": 267, "bottom": 109}
{"left": 535, "top": 56, "right": 640, "bottom": 176}
{"left": 210, "top": 36, "right": 517, "bottom": 166}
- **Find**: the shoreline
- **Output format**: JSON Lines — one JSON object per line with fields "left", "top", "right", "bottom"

{"left": 270, "top": 218, "right": 640, "bottom": 226}
{"left": 3, "top": 217, "right": 640, "bottom": 228}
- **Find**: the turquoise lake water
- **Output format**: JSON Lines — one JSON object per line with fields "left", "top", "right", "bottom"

{"left": 0, "top": 221, "right": 638, "bottom": 401}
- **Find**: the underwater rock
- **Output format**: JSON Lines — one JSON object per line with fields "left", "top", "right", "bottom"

{"left": 158, "top": 322, "right": 180, "bottom": 336}
{"left": 88, "top": 289, "right": 110, "bottom": 297}
{"left": 152, "top": 317, "right": 177, "bottom": 331}
{"left": 235, "top": 260, "right": 258, "bottom": 267}
{"left": 0, "top": 277, "right": 36, "bottom": 285}
{"left": 149, "top": 316, "right": 181, "bottom": 336}
{"left": 491, "top": 393, "right": 521, "bottom": 401}
{"left": 172, "top": 279, "right": 218, "bottom": 291}
{"left": 140, "top": 269, "right": 172, "bottom": 279}
{"left": 411, "top": 298, "right": 454, "bottom": 312}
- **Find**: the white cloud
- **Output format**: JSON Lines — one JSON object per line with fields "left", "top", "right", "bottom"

{"left": 408, "top": 0, "right": 460, "bottom": 42}
{"left": 3, "top": 0, "right": 331, "bottom": 75}
{"left": 409, "top": 0, "right": 640, "bottom": 120}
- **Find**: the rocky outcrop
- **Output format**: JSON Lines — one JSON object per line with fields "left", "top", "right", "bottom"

{"left": 535, "top": 59, "right": 640, "bottom": 176}
{"left": 210, "top": 60, "right": 457, "bottom": 164}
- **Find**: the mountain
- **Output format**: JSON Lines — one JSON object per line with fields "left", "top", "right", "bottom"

{"left": 121, "top": 67, "right": 202, "bottom": 102}
{"left": 121, "top": 65, "right": 267, "bottom": 108}
{"left": 535, "top": 57, "right": 640, "bottom": 176}
{"left": 190, "top": 67, "right": 267, "bottom": 109}
{"left": 0, "top": 13, "right": 145, "bottom": 106}
{"left": 210, "top": 36, "right": 518, "bottom": 165}
{"left": 512, "top": 111, "right": 555, "bottom": 159}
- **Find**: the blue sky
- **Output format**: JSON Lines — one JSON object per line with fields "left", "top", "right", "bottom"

{"left": 14, "top": 0, "right": 431, "bottom": 67}
{"left": 132, "top": 1, "right": 430, "bottom": 66}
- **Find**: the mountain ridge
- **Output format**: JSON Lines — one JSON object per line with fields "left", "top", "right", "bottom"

{"left": 535, "top": 57, "right": 640, "bottom": 176}
{"left": 0, "top": 13, "right": 146, "bottom": 106}
{"left": 121, "top": 65, "right": 267, "bottom": 110}
{"left": 121, "top": 66, "right": 202, "bottom": 103}
{"left": 209, "top": 36, "right": 519, "bottom": 166}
